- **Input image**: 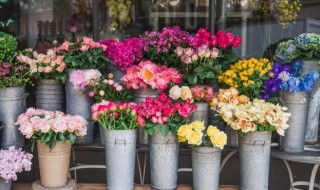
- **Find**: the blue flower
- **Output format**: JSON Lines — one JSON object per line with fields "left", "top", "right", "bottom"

{"left": 287, "top": 78, "right": 301, "bottom": 92}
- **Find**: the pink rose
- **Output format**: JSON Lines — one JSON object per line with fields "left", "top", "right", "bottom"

{"left": 115, "top": 85, "right": 123, "bottom": 91}
{"left": 181, "top": 55, "right": 191, "bottom": 64}
{"left": 52, "top": 118, "right": 68, "bottom": 133}
{"left": 184, "top": 48, "right": 193, "bottom": 57}
{"left": 58, "top": 41, "right": 70, "bottom": 51}
{"left": 91, "top": 112, "right": 99, "bottom": 121}
{"left": 211, "top": 36, "right": 218, "bottom": 46}
{"left": 175, "top": 47, "right": 184, "bottom": 56}
{"left": 41, "top": 122, "right": 51, "bottom": 133}
{"left": 19, "top": 121, "right": 34, "bottom": 138}
{"left": 88, "top": 91, "right": 95, "bottom": 97}
{"left": 178, "top": 107, "right": 189, "bottom": 119}
{"left": 205, "top": 49, "right": 211, "bottom": 58}
{"left": 82, "top": 36, "right": 93, "bottom": 45}
{"left": 151, "top": 116, "right": 158, "bottom": 123}
{"left": 191, "top": 54, "right": 199, "bottom": 62}
{"left": 210, "top": 48, "right": 219, "bottom": 58}
{"left": 226, "top": 33, "right": 235, "bottom": 44}
{"left": 137, "top": 116, "right": 145, "bottom": 127}
{"left": 80, "top": 45, "right": 89, "bottom": 52}
{"left": 232, "top": 37, "right": 242, "bottom": 48}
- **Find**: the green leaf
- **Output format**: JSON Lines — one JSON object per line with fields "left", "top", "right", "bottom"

{"left": 59, "top": 133, "right": 66, "bottom": 142}
{"left": 206, "top": 71, "right": 215, "bottom": 78}
{"left": 187, "top": 75, "right": 197, "bottom": 85}
{"left": 154, "top": 124, "right": 169, "bottom": 136}
{"left": 194, "top": 66, "right": 204, "bottom": 73}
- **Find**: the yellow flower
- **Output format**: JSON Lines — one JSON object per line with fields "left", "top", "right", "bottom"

{"left": 181, "top": 86, "right": 193, "bottom": 101}
{"left": 238, "top": 95, "right": 250, "bottom": 104}
{"left": 206, "top": 125, "right": 219, "bottom": 138}
{"left": 177, "top": 124, "right": 192, "bottom": 142}
{"left": 186, "top": 130, "right": 203, "bottom": 145}
{"left": 210, "top": 131, "right": 227, "bottom": 149}
{"left": 191, "top": 121, "right": 205, "bottom": 132}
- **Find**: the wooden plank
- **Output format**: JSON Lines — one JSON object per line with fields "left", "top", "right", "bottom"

{"left": 13, "top": 183, "right": 240, "bottom": 190}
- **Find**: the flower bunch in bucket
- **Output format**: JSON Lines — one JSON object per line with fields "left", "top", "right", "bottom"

{"left": 136, "top": 92, "right": 197, "bottom": 136}
{"left": 57, "top": 36, "right": 110, "bottom": 70}
{"left": 91, "top": 101, "right": 139, "bottom": 130}
{"left": 169, "top": 85, "right": 216, "bottom": 103}
{"left": 121, "top": 60, "right": 182, "bottom": 90}
{"left": 0, "top": 146, "right": 33, "bottom": 182}
{"left": 16, "top": 108, "right": 88, "bottom": 150}
{"left": 177, "top": 121, "right": 227, "bottom": 149}
{"left": 17, "top": 49, "right": 67, "bottom": 83}
{"left": 69, "top": 69, "right": 102, "bottom": 89}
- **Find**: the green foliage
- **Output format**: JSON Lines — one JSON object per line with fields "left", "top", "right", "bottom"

{"left": 0, "top": 31, "right": 17, "bottom": 63}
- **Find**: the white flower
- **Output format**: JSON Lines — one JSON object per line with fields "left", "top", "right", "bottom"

{"left": 278, "top": 71, "right": 290, "bottom": 82}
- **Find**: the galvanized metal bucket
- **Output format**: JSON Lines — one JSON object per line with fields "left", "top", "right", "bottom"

{"left": 150, "top": 131, "right": 179, "bottom": 190}
{"left": 104, "top": 129, "right": 137, "bottom": 190}
{"left": 105, "top": 64, "right": 125, "bottom": 82}
{"left": 190, "top": 102, "right": 209, "bottom": 127}
{"left": 279, "top": 91, "right": 309, "bottom": 153}
{"left": 192, "top": 147, "right": 221, "bottom": 190}
{"left": 301, "top": 60, "right": 320, "bottom": 144}
{"left": 225, "top": 127, "right": 239, "bottom": 148}
{"left": 0, "top": 178, "right": 11, "bottom": 190}
{"left": 0, "top": 86, "right": 28, "bottom": 149}
{"left": 239, "top": 131, "right": 272, "bottom": 190}
{"left": 134, "top": 88, "right": 160, "bottom": 145}
{"left": 99, "top": 124, "right": 106, "bottom": 145}
{"left": 36, "top": 79, "right": 65, "bottom": 112}
{"left": 66, "top": 69, "right": 95, "bottom": 144}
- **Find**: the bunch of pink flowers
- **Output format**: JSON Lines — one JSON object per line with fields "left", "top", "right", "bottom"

{"left": 16, "top": 108, "right": 88, "bottom": 139}
{"left": 69, "top": 69, "right": 102, "bottom": 89}
{"left": 100, "top": 37, "right": 144, "bottom": 70}
{"left": 58, "top": 36, "right": 107, "bottom": 52}
{"left": 0, "top": 146, "right": 33, "bottom": 182}
{"left": 175, "top": 44, "right": 219, "bottom": 65}
{"left": 121, "top": 60, "right": 182, "bottom": 90}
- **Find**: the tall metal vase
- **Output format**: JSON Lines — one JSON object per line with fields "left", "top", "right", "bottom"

{"left": 239, "top": 131, "right": 272, "bottom": 190}
{"left": 301, "top": 60, "right": 320, "bottom": 144}
{"left": 225, "top": 127, "right": 239, "bottom": 148}
{"left": 189, "top": 102, "right": 209, "bottom": 127}
{"left": 192, "top": 147, "right": 221, "bottom": 190}
{"left": 66, "top": 69, "right": 94, "bottom": 144}
{"left": 105, "top": 64, "right": 125, "bottom": 83}
{"left": 279, "top": 91, "right": 309, "bottom": 153}
{"left": 134, "top": 88, "right": 160, "bottom": 145}
{"left": 0, "top": 86, "right": 28, "bottom": 149}
{"left": 0, "top": 178, "right": 12, "bottom": 190}
{"left": 150, "top": 131, "right": 179, "bottom": 190}
{"left": 36, "top": 79, "right": 65, "bottom": 111}
{"left": 104, "top": 129, "right": 137, "bottom": 190}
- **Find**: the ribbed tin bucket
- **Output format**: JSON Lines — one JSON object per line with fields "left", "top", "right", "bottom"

{"left": 99, "top": 124, "right": 106, "bottom": 145}
{"left": 301, "top": 60, "right": 320, "bottom": 144}
{"left": 106, "top": 64, "right": 125, "bottom": 83}
{"left": 66, "top": 69, "right": 94, "bottom": 144}
{"left": 225, "top": 127, "right": 239, "bottom": 148}
{"left": 104, "top": 129, "right": 137, "bottom": 190}
{"left": 189, "top": 102, "right": 209, "bottom": 127}
{"left": 239, "top": 131, "right": 272, "bottom": 190}
{"left": 0, "top": 178, "right": 11, "bottom": 190}
{"left": 150, "top": 131, "right": 179, "bottom": 190}
{"left": 134, "top": 88, "right": 160, "bottom": 145}
{"left": 0, "top": 86, "right": 27, "bottom": 149}
{"left": 37, "top": 140, "right": 71, "bottom": 188}
{"left": 279, "top": 91, "right": 309, "bottom": 153}
{"left": 192, "top": 147, "right": 221, "bottom": 190}
{"left": 36, "top": 79, "right": 65, "bottom": 112}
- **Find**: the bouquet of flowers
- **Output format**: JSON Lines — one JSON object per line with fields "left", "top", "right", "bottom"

{"left": 91, "top": 101, "right": 139, "bottom": 130}
{"left": 57, "top": 36, "right": 110, "bottom": 70}
{"left": 169, "top": 85, "right": 216, "bottom": 103}
{"left": 121, "top": 60, "right": 182, "bottom": 90}
{"left": 177, "top": 121, "right": 227, "bottom": 149}
{"left": 136, "top": 92, "right": 197, "bottom": 136}
{"left": 0, "top": 147, "right": 33, "bottom": 182}
{"left": 16, "top": 108, "right": 88, "bottom": 150}
{"left": 274, "top": 33, "right": 320, "bottom": 63}
{"left": 140, "top": 26, "right": 191, "bottom": 67}
{"left": 100, "top": 37, "right": 144, "bottom": 70}
{"left": 218, "top": 58, "right": 272, "bottom": 100}
{"left": 17, "top": 49, "right": 67, "bottom": 83}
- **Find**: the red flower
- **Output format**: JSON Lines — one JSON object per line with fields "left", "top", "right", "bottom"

{"left": 232, "top": 37, "right": 242, "bottom": 48}
{"left": 137, "top": 116, "right": 146, "bottom": 127}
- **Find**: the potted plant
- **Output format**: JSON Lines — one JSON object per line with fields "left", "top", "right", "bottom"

{"left": 0, "top": 32, "right": 31, "bottom": 149}
{"left": 57, "top": 36, "right": 109, "bottom": 144}
{"left": 16, "top": 108, "right": 88, "bottom": 188}
{"left": 17, "top": 48, "right": 67, "bottom": 111}
{"left": 91, "top": 101, "right": 139, "bottom": 189}
{"left": 178, "top": 121, "right": 226, "bottom": 190}
{"left": 0, "top": 146, "right": 33, "bottom": 190}
{"left": 136, "top": 92, "right": 196, "bottom": 190}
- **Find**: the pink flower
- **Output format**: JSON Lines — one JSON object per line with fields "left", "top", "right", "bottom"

{"left": 175, "top": 47, "right": 184, "bottom": 56}
{"left": 211, "top": 48, "right": 219, "bottom": 58}
{"left": 232, "top": 37, "right": 242, "bottom": 48}
{"left": 52, "top": 118, "right": 68, "bottom": 133}
{"left": 191, "top": 54, "right": 199, "bottom": 62}
{"left": 184, "top": 48, "right": 193, "bottom": 57}
{"left": 181, "top": 55, "right": 191, "bottom": 64}
{"left": 137, "top": 116, "right": 146, "bottom": 127}
{"left": 99, "top": 90, "right": 105, "bottom": 96}
{"left": 69, "top": 70, "right": 86, "bottom": 89}
{"left": 82, "top": 36, "right": 93, "bottom": 45}
{"left": 91, "top": 112, "right": 99, "bottom": 120}
{"left": 226, "top": 33, "right": 235, "bottom": 44}
{"left": 151, "top": 116, "right": 158, "bottom": 123}
{"left": 211, "top": 36, "right": 218, "bottom": 46}
{"left": 80, "top": 45, "right": 89, "bottom": 52}
{"left": 115, "top": 85, "right": 123, "bottom": 91}
{"left": 119, "top": 102, "right": 129, "bottom": 110}
{"left": 88, "top": 91, "right": 95, "bottom": 97}
{"left": 58, "top": 41, "right": 70, "bottom": 51}
{"left": 18, "top": 121, "right": 33, "bottom": 138}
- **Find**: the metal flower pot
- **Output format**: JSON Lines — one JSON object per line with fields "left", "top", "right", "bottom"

{"left": 301, "top": 60, "right": 320, "bottom": 144}
{"left": 134, "top": 88, "right": 160, "bottom": 145}
{"left": 0, "top": 86, "right": 28, "bottom": 149}
{"left": 279, "top": 91, "right": 309, "bottom": 153}
{"left": 192, "top": 147, "right": 221, "bottom": 190}
{"left": 150, "top": 131, "right": 179, "bottom": 190}
{"left": 189, "top": 102, "right": 209, "bottom": 127}
{"left": 36, "top": 79, "right": 65, "bottom": 112}
{"left": 66, "top": 69, "right": 94, "bottom": 144}
{"left": 104, "top": 129, "right": 137, "bottom": 190}
{"left": 225, "top": 127, "right": 239, "bottom": 148}
{"left": 105, "top": 64, "right": 125, "bottom": 82}
{"left": 239, "top": 131, "right": 272, "bottom": 190}
{"left": 0, "top": 178, "right": 12, "bottom": 190}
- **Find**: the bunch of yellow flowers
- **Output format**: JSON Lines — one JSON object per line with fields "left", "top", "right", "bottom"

{"left": 218, "top": 58, "right": 272, "bottom": 100}
{"left": 177, "top": 121, "right": 227, "bottom": 149}
{"left": 209, "top": 87, "right": 250, "bottom": 110}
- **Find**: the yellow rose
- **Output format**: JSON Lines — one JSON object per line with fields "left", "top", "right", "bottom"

{"left": 209, "top": 97, "right": 219, "bottom": 109}
{"left": 186, "top": 130, "right": 203, "bottom": 145}
{"left": 177, "top": 124, "right": 192, "bottom": 142}
{"left": 190, "top": 121, "right": 205, "bottom": 132}
{"left": 210, "top": 131, "right": 227, "bottom": 149}
{"left": 238, "top": 95, "right": 250, "bottom": 104}
{"left": 180, "top": 86, "right": 193, "bottom": 101}
{"left": 206, "top": 125, "right": 219, "bottom": 138}
{"left": 169, "top": 85, "right": 182, "bottom": 100}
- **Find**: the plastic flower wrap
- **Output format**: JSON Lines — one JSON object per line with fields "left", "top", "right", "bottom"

{"left": 136, "top": 92, "right": 197, "bottom": 136}
{"left": 16, "top": 108, "right": 88, "bottom": 149}
{"left": 17, "top": 49, "right": 67, "bottom": 83}
{"left": 100, "top": 37, "right": 144, "bottom": 70}
{"left": 57, "top": 36, "right": 110, "bottom": 70}
{"left": 121, "top": 60, "right": 182, "bottom": 90}
{"left": 91, "top": 101, "right": 139, "bottom": 130}
{"left": 0, "top": 147, "right": 33, "bottom": 182}
{"left": 177, "top": 121, "right": 227, "bottom": 149}
{"left": 218, "top": 58, "right": 272, "bottom": 100}
{"left": 169, "top": 85, "right": 216, "bottom": 103}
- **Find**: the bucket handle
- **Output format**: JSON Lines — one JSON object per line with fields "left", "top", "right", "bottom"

{"left": 251, "top": 140, "right": 266, "bottom": 153}
{"left": 19, "top": 93, "right": 29, "bottom": 108}
{"left": 115, "top": 139, "right": 126, "bottom": 151}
